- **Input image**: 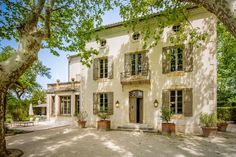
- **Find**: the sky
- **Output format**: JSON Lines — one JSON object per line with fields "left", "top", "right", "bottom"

{"left": 1, "top": 8, "right": 121, "bottom": 89}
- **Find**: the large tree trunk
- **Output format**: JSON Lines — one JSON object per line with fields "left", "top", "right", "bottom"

{"left": 0, "top": 91, "right": 7, "bottom": 157}
{"left": 189, "top": 0, "right": 236, "bottom": 38}
{"left": 0, "top": 34, "right": 43, "bottom": 156}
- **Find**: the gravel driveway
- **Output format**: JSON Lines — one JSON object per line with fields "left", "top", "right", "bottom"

{"left": 6, "top": 126, "right": 236, "bottom": 157}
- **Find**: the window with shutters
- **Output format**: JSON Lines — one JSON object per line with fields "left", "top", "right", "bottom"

{"left": 162, "top": 44, "right": 193, "bottom": 74}
{"left": 75, "top": 95, "right": 80, "bottom": 114}
{"left": 99, "top": 93, "right": 108, "bottom": 113}
{"left": 131, "top": 53, "right": 143, "bottom": 75}
{"left": 60, "top": 96, "right": 71, "bottom": 115}
{"left": 94, "top": 56, "right": 113, "bottom": 80}
{"left": 170, "top": 47, "right": 183, "bottom": 72}
{"left": 170, "top": 90, "right": 183, "bottom": 114}
{"left": 93, "top": 92, "right": 113, "bottom": 114}
{"left": 99, "top": 57, "right": 108, "bottom": 78}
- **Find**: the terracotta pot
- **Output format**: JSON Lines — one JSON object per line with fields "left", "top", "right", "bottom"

{"left": 78, "top": 121, "right": 86, "bottom": 128}
{"left": 162, "top": 123, "right": 175, "bottom": 135}
{"left": 217, "top": 123, "right": 228, "bottom": 132}
{"left": 202, "top": 127, "right": 217, "bottom": 137}
{"left": 97, "top": 120, "right": 111, "bottom": 131}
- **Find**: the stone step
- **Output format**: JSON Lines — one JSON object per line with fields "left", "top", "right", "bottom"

{"left": 117, "top": 123, "right": 155, "bottom": 132}
{"left": 116, "top": 127, "right": 156, "bottom": 133}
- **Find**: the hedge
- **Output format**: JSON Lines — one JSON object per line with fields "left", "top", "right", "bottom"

{"left": 217, "top": 107, "right": 236, "bottom": 122}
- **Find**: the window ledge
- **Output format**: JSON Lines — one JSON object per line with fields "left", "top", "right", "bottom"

{"left": 171, "top": 114, "right": 184, "bottom": 119}
{"left": 96, "top": 78, "right": 111, "bottom": 82}
{"left": 166, "top": 71, "right": 185, "bottom": 77}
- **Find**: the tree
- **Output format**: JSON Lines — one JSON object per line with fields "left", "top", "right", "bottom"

{"left": 0, "top": 0, "right": 235, "bottom": 156}
{"left": 0, "top": 46, "right": 50, "bottom": 121}
{"left": 217, "top": 22, "right": 236, "bottom": 106}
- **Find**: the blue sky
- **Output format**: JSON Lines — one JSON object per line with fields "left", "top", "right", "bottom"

{"left": 1, "top": 8, "right": 121, "bottom": 89}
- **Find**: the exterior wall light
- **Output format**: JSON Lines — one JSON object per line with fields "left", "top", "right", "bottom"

{"left": 154, "top": 99, "right": 158, "bottom": 108}
{"left": 115, "top": 101, "right": 120, "bottom": 108}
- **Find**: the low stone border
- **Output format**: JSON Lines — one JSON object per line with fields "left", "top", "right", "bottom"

{"left": 7, "top": 149, "right": 24, "bottom": 157}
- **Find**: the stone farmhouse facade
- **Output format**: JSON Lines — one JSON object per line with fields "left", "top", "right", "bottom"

{"left": 46, "top": 7, "right": 217, "bottom": 133}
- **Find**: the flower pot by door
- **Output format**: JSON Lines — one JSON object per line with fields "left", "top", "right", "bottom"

{"left": 202, "top": 127, "right": 217, "bottom": 137}
{"left": 162, "top": 123, "right": 175, "bottom": 135}
{"left": 78, "top": 121, "right": 86, "bottom": 128}
{"left": 97, "top": 120, "right": 111, "bottom": 131}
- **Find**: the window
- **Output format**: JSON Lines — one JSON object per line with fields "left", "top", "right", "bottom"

{"left": 100, "top": 39, "right": 107, "bottom": 47}
{"left": 172, "top": 25, "right": 180, "bottom": 33}
{"left": 51, "top": 96, "right": 55, "bottom": 115}
{"left": 99, "top": 93, "right": 108, "bottom": 113}
{"left": 60, "top": 96, "right": 71, "bottom": 115}
{"left": 132, "top": 32, "right": 140, "bottom": 40}
{"left": 75, "top": 95, "right": 80, "bottom": 114}
{"left": 131, "top": 53, "right": 143, "bottom": 75}
{"left": 99, "top": 57, "right": 108, "bottom": 78}
{"left": 170, "top": 47, "right": 183, "bottom": 72}
{"left": 170, "top": 90, "right": 183, "bottom": 114}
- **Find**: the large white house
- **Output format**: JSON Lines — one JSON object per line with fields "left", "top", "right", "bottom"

{"left": 46, "top": 7, "right": 217, "bottom": 133}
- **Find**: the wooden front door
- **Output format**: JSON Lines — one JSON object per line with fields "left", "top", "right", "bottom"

{"left": 129, "top": 90, "right": 143, "bottom": 123}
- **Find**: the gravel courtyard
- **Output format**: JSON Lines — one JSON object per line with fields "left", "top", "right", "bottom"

{"left": 6, "top": 126, "right": 236, "bottom": 157}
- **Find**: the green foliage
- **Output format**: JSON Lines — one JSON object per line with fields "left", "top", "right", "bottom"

{"left": 161, "top": 107, "right": 173, "bottom": 123}
{"left": 76, "top": 111, "right": 88, "bottom": 122}
{"left": 217, "top": 107, "right": 236, "bottom": 122}
{"left": 0, "top": 47, "right": 49, "bottom": 120}
{"left": 199, "top": 113, "right": 217, "bottom": 128}
{"left": 217, "top": 23, "right": 236, "bottom": 105}
{"left": 31, "top": 89, "right": 46, "bottom": 105}
{"left": 97, "top": 113, "right": 110, "bottom": 120}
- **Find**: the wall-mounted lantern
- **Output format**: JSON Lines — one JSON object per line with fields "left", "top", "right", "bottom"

{"left": 115, "top": 101, "right": 120, "bottom": 108}
{"left": 154, "top": 99, "right": 158, "bottom": 108}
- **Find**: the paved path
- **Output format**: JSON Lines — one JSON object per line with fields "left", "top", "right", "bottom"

{"left": 6, "top": 126, "right": 236, "bottom": 157}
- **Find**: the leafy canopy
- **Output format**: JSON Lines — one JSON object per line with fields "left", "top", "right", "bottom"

{"left": 0, "top": 0, "right": 206, "bottom": 66}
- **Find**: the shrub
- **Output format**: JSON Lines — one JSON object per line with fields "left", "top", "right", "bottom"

{"left": 217, "top": 107, "right": 236, "bottom": 122}
{"left": 76, "top": 111, "right": 88, "bottom": 122}
{"left": 200, "top": 113, "right": 217, "bottom": 127}
{"left": 161, "top": 107, "right": 173, "bottom": 123}
{"left": 97, "top": 113, "right": 110, "bottom": 120}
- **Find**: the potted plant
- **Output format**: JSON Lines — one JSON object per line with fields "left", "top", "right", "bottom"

{"left": 97, "top": 113, "right": 111, "bottom": 131}
{"left": 161, "top": 107, "right": 175, "bottom": 135}
{"left": 76, "top": 111, "right": 88, "bottom": 128}
{"left": 217, "top": 119, "right": 228, "bottom": 132}
{"left": 217, "top": 110, "right": 229, "bottom": 132}
{"left": 199, "top": 112, "right": 217, "bottom": 137}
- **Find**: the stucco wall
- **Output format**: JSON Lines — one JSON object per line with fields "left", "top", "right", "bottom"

{"left": 48, "top": 8, "right": 217, "bottom": 133}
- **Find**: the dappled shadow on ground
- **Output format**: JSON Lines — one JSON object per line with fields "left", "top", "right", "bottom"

{"left": 6, "top": 126, "right": 236, "bottom": 157}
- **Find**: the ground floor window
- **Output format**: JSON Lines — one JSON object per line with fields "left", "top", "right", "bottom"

{"left": 51, "top": 96, "right": 55, "bottom": 115}
{"left": 99, "top": 93, "right": 108, "bottom": 113}
{"left": 93, "top": 92, "right": 113, "bottom": 114}
{"left": 75, "top": 95, "right": 80, "bottom": 114}
{"left": 60, "top": 96, "right": 71, "bottom": 115}
{"left": 170, "top": 90, "right": 183, "bottom": 114}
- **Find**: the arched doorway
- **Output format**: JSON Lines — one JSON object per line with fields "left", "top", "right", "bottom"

{"left": 129, "top": 90, "right": 143, "bottom": 123}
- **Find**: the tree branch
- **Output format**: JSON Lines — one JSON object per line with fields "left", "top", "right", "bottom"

{"left": 187, "top": 0, "right": 236, "bottom": 38}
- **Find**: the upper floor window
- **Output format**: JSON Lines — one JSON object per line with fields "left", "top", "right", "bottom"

{"left": 100, "top": 39, "right": 107, "bottom": 47}
{"left": 172, "top": 25, "right": 180, "bottom": 33}
{"left": 124, "top": 51, "right": 149, "bottom": 76}
{"left": 170, "top": 90, "right": 183, "bottom": 114}
{"left": 93, "top": 56, "right": 113, "bottom": 80}
{"left": 170, "top": 47, "right": 183, "bottom": 72}
{"left": 99, "top": 57, "right": 108, "bottom": 78}
{"left": 131, "top": 53, "right": 143, "bottom": 75}
{"left": 132, "top": 32, "right": 140, "bottom": 41}
{"left": 162, "top": 44, "right": 193, "bottom": 74}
